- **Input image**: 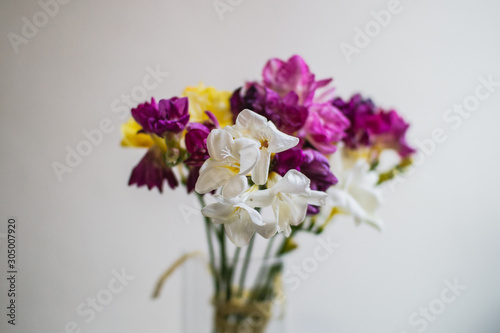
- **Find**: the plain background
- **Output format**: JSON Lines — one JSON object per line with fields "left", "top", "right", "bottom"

{"left": 1, "top": 0, "right": 500, "bottom": 332}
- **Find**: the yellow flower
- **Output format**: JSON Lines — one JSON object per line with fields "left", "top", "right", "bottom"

{"left": 182, "top": 83, "right": 233, "bottom": 128}
{"left": 120, "top": 118, "right": 154, "bottom": 148}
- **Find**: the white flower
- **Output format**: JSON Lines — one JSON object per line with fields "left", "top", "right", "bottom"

{"left": 327, "top": 157, "right": 384, "bottom": 230}
{"left": 201, "top": 187, "right": 277, "bottom": 247}
{"left": 195, "top": 128, "right": 260, "bottom": 198}
{"left": 225, "top": 109, "right": 299, "bottom": 185}
{"left": 247, "top": 170, "right": 327, "bottom": 237}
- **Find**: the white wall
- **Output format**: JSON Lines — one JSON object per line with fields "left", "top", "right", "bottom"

{"left": 1, "top": 0, "right": 500, "bottom": 332}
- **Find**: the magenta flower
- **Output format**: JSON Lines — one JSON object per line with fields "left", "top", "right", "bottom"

{"left": 262, "top": 55, "right": 332, "bottom": 106}
{"left": 131, "top": 97, "right": 190, "bottom": 137}
{"left": 128, "top": 146, "right": 178, "bottom": 193}
{"left": 333, "top": 94, "right": 415, "bottom": 157}
{"left": 298, "top": 103, "right": 350, "bottom": 154}
{"left": 364, "top": 110, "right": 416, "bottom": 158}
{"left": 230, "top": 83, "right": 308, "bottom": 135}
{"left": 184, "top": 111, "right": 219, "bottom": 193}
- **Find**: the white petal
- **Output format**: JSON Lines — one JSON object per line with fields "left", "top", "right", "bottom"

{"left": 233, "top": 138, "right": 260, "bottom": 175}
{"left": 207, "top": 129, "right": 233, "bottom": 161}
{"left": 265, "top": 122, "right": 299, "bottom": 153}
{"left": 254, "top": 221, "right": 278, "bottom": 239}
{"left": 202, "top": 203, "right": 235, "bottom": 221}
{"left": 247, "top": 189, "right": 275, "bottom": 208}
{"left": 195, "top": 166, "right": 235, "bottom": 194}
{"left": 222, "top": 175, "right": 248, "bottom": 199}
{"left": 236, "top": 203, "right": 264, "bottom": 226}
{"left": 225, "top": 211, "right": 256, "bottom": 247}
{"left": 271, "top": 170, "right": 310, "bottom": 195}
{"left": 251, "top": 149, "right": 271, "bottom": 185}
{"left": 305, "top": 190, "right": 328, "bottom": 206}
{"left": 289, "top": 196, "right": 308, "bottom": 226}
{"left": 235, "top": 109, "right": 267, "bottom": 132}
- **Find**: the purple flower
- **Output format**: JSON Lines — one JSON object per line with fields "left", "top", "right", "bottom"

{"left": 184, "top": 122, "right": 211, "bottom": 167}
{"left": 333, "top": 94, "right": 376, "bottom": 148}
{"left": 298, "top": 103, "right": 350, "bottom": 154}
{"left": 300, "top": 149, "right": 337, "bottom": 192}
{"left": 128, "top": 146, "right": 178, "bottom": 193}
{"left": 230, "top": 83, "right": 308, "bottom": 135}
{"left": 273, "top": 147, "right": 306, "bottom": 176}
{"left": 262, "top": 55, "right": 332, "bottom": 106}
{"left": 365, "top": 110, "right": 416, "bottom": 158}
{"left": 131, "top": 97, "right": 190, "bottom": 137}
{"left": 333, "top": 94, "right": 415, "bottom": 157}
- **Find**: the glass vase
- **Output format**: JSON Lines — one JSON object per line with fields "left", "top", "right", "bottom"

{"left": 183, "top": 255, "right": 286, "bottom": 333}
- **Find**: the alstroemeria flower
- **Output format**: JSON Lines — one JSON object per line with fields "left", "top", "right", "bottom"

{"left": 182, "top": 83, "right": 233, "bottom": 128}
{"left": 202, "top": 188, "right": 277, "bottom": 247}
{"left": 230, "top": 83, "right": 308, "bottom": 134}
{"left": 262, "top": 55, "right": 332, "bottom": 106}
{"left": 131, "top": 97, "right": 190, "bottom": 137}
{"left": 195, "top": 128, "right": 260, "bottom": 198}
{"left": 225, "top": 109, "right": 299, "bottom": 185}
{"left": 128, "top": 146, "right": 178, "bottom": 193}
{"left": 247, "top": 170, "right": 327, "bottom": 237}
{"left": 327, "top": 157, "right": 383, "bottom": 230}
{"left": 298, "top": 102, "right": 350, "bottom": 154}
{"left": 120, "top": 117, "right": 154, "bottom": 148}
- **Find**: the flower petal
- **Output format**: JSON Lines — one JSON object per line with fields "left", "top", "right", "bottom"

{"left": 225, "top": 212, "right": 256, "bottom": 247}
{"left": 222, "top": 175, "right": 248, "bottom": 198}
{"left": 254, "top": 221, "right": 278, "bottom": 239}
{"left": 271, "top": 170, "right": 310, "bottom": 195}
{"left": 195, "top": 165, "right": 234, "bottom": 194}
{"left": 207, "top": 129, "right": 233, "bottom": 161}
{"left": 247, "top": 189, "right": 274, "bottom": 208}
{"left": 202, "top": 203, "right": 235, "bottom": 221}
{"left": 265, "top": 122, "right": 299, "bottom": 153}
{"left": 251, "top": 149, "right": 272, "bottom": 185}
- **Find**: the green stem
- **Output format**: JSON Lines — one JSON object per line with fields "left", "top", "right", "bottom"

{"left": 237, "top": 235, "right": 255, "bottom": 297}
{"left": 218, "top": 225, "right": 228, "bottom": 299}
{"left": 197, "top": 194, "right": 220, "bottom": 297}
{"left": 250, "top": 237, "right": 276, "bottom": 300}
{"left": 226, "top": 247, "right": 241, "bottom": 301}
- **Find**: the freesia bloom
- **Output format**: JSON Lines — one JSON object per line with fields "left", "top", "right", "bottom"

{"left": 230, "top": 83, "right": 308, "bottom": 134}
{"left": 120, "top": 117, "right": 154, "bottom": 148}
{"left": 131, "top": 97, "right": 190, "bottom": 137}
{"left": 298, "top": 102, "right": 350, "bottom": 154}
{"left": 225, "top": 109, "right": 299, "bottom": 185}
{"left": 202, "top": 188, "right": 277, "bottom": 247}
{"left": 128, "top": 146, "right": 178, "bottom": 193}
{"left": 262, "top": 55, "right": 332, "bottom": 106}
{"left": 248, "top": 170, "right": 327, "bottom": 237}
{"left": 182, "top": 83, "right": 233, "bottom": 128}
{"left": 333, "top": 94, "right": 415, "bottom": 158}
{"left": 195, "top": 128, "right": 260, "bottom": 198}
{"left": 327, "top": 155, "right": 383, "bottom": 230}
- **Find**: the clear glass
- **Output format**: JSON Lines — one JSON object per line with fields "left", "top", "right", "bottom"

{"left": 183, "top": 255, "right": 286, "bottom": 333}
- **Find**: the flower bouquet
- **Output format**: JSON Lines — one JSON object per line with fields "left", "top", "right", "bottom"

{"left": 121, "top": 55, "right": 416, "bottom": 332}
